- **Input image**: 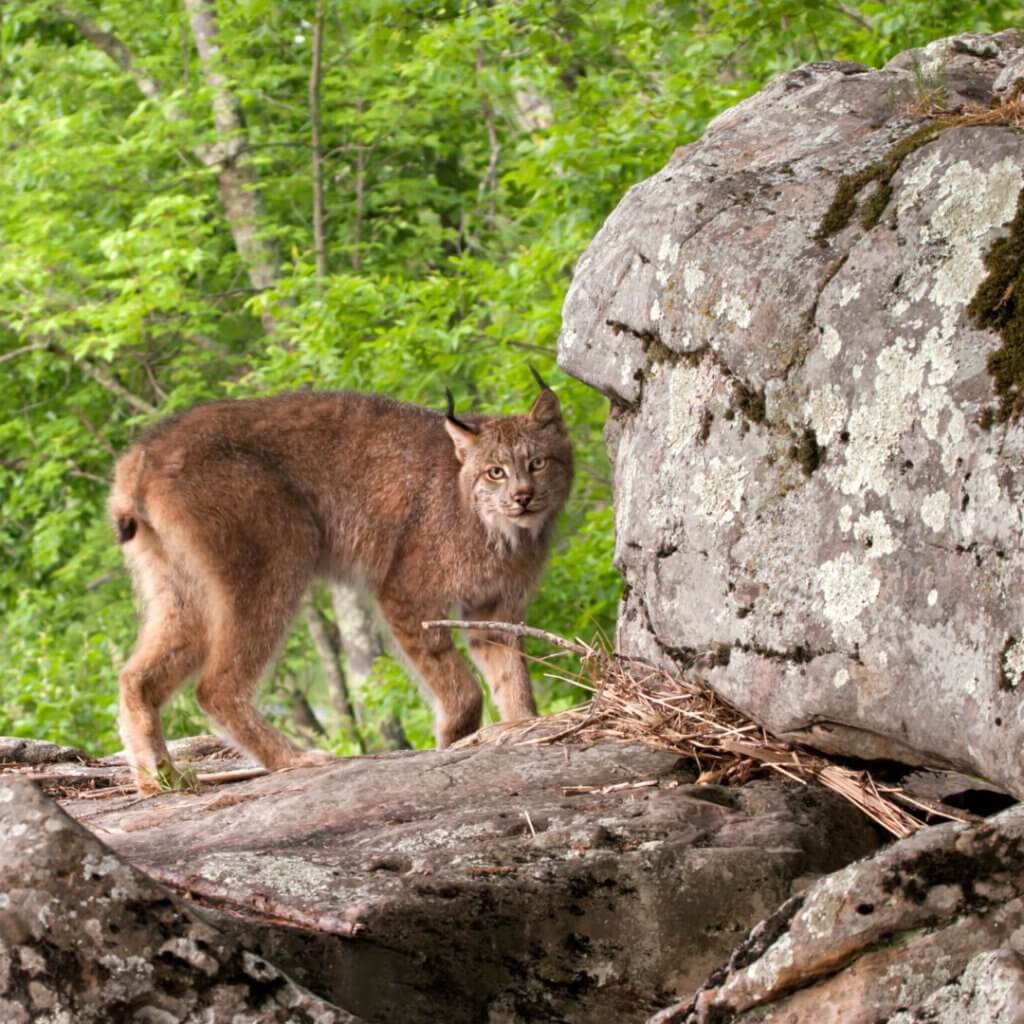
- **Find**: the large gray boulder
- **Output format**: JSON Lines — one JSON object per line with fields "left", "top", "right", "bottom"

{"left": 46, "top": 741, "right": 880, "bottom": 1023}
{"left": 559, "top": 30, "right": 1024, "bottom": 794}
{"left": 655, "top": 802, "right": 1024, "bottom": 1023}
{"left": 0, "top": 774, "right": 362, "bottom": 1024}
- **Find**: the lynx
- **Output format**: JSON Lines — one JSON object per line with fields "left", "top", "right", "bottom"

{"left": 109, "top": 376, "right": 573, "bottom": 793}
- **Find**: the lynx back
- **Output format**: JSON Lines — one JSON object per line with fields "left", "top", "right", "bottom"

{"left": 110, "top": 381, "right": 573, "bottom": 793}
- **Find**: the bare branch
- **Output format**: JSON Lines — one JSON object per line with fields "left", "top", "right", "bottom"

{"left": 0, "top": 341, "right": 48, "bottom": 366}
{"left": 55, "top": 6, "right": 163, "bottom": 102}
{"left": 48, "top": 341, "right": 157, "bottom": 415}
{"left": 422, "top": 619, "right": 591, "bottom": 657}
{"left": 75, "top": 411, "right": 118, "bottom": 457}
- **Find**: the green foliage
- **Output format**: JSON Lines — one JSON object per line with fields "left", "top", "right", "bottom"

{"left": 1, "top": 0, "right": 1018, "bottom": 754}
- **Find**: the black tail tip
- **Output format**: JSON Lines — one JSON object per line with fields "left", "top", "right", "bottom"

{"left": 117, "top": 517, "right": 137, "bottom": 544}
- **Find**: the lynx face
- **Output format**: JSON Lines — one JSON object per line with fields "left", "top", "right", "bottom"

{"left": 445, "top": 388, "right": 573, "bottom": 549}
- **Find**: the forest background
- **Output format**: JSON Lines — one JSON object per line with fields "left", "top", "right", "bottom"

{"left": 1, "top": 0, "right": 1019, "bottom": 755}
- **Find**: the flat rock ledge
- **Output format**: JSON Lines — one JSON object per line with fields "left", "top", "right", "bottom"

{"left": 4, "top": 740, "right": 881, "bottom": 1023}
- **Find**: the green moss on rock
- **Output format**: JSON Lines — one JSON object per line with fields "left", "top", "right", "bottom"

{"left": 816, "top": 122, "right": 945, "bottom": 242}
{"left": 968, "top": 185, "right": 1024, "bottom": 425}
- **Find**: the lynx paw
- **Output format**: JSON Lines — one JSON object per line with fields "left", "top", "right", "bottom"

{"left": 284, "top": 750, "right": 338, "bottom": 770}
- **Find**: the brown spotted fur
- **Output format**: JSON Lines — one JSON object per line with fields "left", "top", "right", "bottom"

{"left": 109, "top": 387, "right": 573, "bottom": 793}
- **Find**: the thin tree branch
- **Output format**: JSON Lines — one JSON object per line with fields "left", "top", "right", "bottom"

{"left": 74, "top": 411, "right": 118, "bottom": 457}
{"left": 423, "top": 619, "right": 591, "bottom": 657}
{"left": 55, "top": 6, "right": 164, "bottom": 102}
{"left": 0, "top": 342, "right": 48, "bottom": 366}
{"left": 47, "top": 341, "right": 157, "bottom": 415}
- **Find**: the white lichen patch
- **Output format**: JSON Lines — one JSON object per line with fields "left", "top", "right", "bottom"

{"left": 200, "top": 851, "right": 341, "bottom": 899}
{"left": 927, "top": 589, "right": 938, "bottom": 607}
{"left": 81, "top": 852, "right": 124, "bottom": 881}
{"left": 960, "top": 452, "right": 1003, "bottom": 543}
{"left": 682, "top": 262, "right": 705, "bottom": 297}
{"left": 588, "top": 961, "right": 619, "bottom": 987}
{"left": 560, "top": 326, "right": 579, "bottom": 353}
{"left": 157, "top": 937, "right": 219, "bottom": 977}
{"left": 17, "top": 947, "right": 46, "bottom": 975}
{"left": 804, "top": 382, "right": 847, "bottom": 446}
{"left": 650, "top": 298, "right": 662, "bottom": 321}
{"left": 390, "top": 821, "right": 495, "bottom": 856}
{"left": 690, "top": 456, "right": 748, "bottom": 526}
{"left": 853, "top": 510, "right": 898, "bottom": 559}
{"left": 817, "top": 553, "right": 880, "bottom": 642}
{"left": 820, "top": 324, "right": 842, "bottom": 360}
{"left": 98, "top": 953, "right": 152, "bottom": 978}
{"left": 740, "top": 931, "right": 796, "bottom": 995}
{"left": 924, "top": 156, "right": 1024, "bottom": 310}
{"left": 1003, "top": 639, "right": 1024, "bottom": 688}
{"left": 839, "top": 281, "right": 862, "bottom": 307}
{"left": 837, "top": 331, "right": 959, "bottom": 501}
{"left": 658, "top": 234, "right": 680, "bottom": 266}
{"left": 833, "top": 669, "right": 850, "bottom": 689}
{"left": 838, "top": 505, "right": 853, "bottom": 533}
{"left": 920, "top": 490, "right": 951, "bottom": 533}
{"left": 712, "top": 291, "right": 752, "bottom": 329}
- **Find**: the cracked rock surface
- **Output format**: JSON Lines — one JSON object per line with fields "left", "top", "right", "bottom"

{"left": 0, "top": 774, "right": 363, "bottom": 1024}
{"left": 47, "top": 742, "right": 879, "bottom": 1023}
{"left": 653, "top": 803, "right": 1024, "bottom": 1024}
{"left": 559, "top": 29, "right": 1024, "bottom": 795}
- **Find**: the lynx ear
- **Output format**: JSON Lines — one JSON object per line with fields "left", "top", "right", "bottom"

{"left": 444, "top": 388, "right": 478, "bottom": 463}
{"left": 527, "top": 374, "right": 561, "bottom": 426}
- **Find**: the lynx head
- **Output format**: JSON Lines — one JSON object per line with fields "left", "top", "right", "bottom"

{"left": 444, "top": 373, "right": 573, "bottom": 550}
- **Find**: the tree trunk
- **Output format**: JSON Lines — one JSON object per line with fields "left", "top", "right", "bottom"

{"left": 309, "top": 0, "right": 329, "bottom": 278}
{"left": 330, "top": 584, "right": 411, "bottom": 751}
{"left": 182, "top": 0, "right": 279, "bottom": 305}
{"left": 303, "top": 602, "right": 365, "bottom": 753}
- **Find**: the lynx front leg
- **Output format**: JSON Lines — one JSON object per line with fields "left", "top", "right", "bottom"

{"left": 378, "top": 596, "right": 483, "bottom": 747}
{"left": 466, "top": 604, "right": 537, "bottom": 722}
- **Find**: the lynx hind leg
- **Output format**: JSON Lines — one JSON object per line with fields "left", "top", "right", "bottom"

{"left": 191, "top": 539, "right": 330, "bottom": 773}
{"left": 466, "top": 612, "right": 537, "bottom": 722}
{"left": 119, "top": 546, "right": 207, "bottom": 794}
{"left": 378, "top": 598, "right": 483, "bottom": 747}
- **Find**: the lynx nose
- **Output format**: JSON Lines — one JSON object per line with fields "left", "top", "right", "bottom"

{"left": 513, "top": 488, "right": 534, "bottom": 510}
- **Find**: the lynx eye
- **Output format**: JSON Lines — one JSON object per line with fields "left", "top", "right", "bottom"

{"left": 486, "top": 466, "right": 506, "bottom": 481}
{"left": 528, "top": 456, "right": 547, "bottom": 472}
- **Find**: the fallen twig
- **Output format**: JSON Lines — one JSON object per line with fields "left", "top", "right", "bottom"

{"left": 423, "top": 618, "right": 592, "bottom": 657}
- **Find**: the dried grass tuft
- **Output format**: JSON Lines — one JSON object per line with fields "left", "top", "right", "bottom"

{"left": 429, "top": 619, "right": 974, "bottom": 838}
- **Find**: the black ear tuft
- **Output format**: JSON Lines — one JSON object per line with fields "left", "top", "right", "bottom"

{"left": 529, "top": 364, "right": 549, "bottom": 392}
{"left": 445, "top": 388, "right": 477, "bottom": 434}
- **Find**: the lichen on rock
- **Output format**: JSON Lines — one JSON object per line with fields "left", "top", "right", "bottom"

{"left": 558, "top": 28, "right": 1024, "bottom": 796}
